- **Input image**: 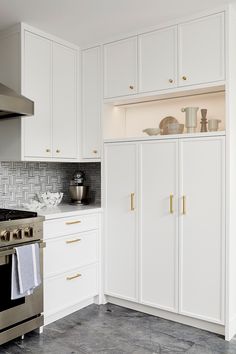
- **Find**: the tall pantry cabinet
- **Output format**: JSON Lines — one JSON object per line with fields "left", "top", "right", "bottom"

{"left": 104, "top": 143, "right": 138, "bottom": 301}
{"left": 104, "top": 136, "right": 225, "bottom": 326}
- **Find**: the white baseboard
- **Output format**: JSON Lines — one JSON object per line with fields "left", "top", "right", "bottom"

{"left": 225, "top": 315, "right": 236, "bottom": 341}
{"left": 44, "top": 297, "right": 95, "bottom": 326}
{"left": 106, "top": 296, "right": 225, "bottom": 336}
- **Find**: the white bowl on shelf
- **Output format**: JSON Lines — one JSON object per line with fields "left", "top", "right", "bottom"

{"left": 143, "top": 128, "right": 160, "bottom": 136}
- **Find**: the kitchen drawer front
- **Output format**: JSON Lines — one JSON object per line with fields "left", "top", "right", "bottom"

{"left": 44, "top": 230, "right": 98, "bottom": 277}
{"left": 44, "top": 213, "right": 99, "bottom": 238}
{"left": 44, "top": 264, "right": 98, "bottom": 316}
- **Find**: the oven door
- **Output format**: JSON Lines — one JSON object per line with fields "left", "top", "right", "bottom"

{"left": 0, "top": 241, "right": 45, "bottom": 330}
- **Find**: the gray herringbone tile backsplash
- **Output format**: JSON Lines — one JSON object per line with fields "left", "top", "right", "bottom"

{"left": 0, "top": 162, "right": 101, "bottom": 208}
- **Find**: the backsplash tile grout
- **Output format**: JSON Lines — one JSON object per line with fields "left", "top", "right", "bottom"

{"left": 0, "top": 162, "right": 101, "bottom": 208}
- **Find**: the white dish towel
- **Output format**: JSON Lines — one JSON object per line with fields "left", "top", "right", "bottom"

{"left": 11, "top": 243, "right": 41, "bottom": 300}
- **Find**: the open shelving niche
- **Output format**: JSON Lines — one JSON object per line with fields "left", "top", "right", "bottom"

{"left": 103, "top": 86, "right": 226, "bottom": 142}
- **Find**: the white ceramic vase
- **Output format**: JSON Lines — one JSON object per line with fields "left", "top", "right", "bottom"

{"left": 181, "top": 107, "right": 199, "bottom": 133}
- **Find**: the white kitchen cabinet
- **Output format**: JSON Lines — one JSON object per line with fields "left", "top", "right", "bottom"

{"left": 104, "top": 37, "right": 137, "bottom": 98}
{"left": 44, "top": 264, "right": 98, "bottom": 319}
{"left": 0, "top": 23, "right": 79, "bottom": 161}
{"left": 138, "top": 26, "right": 177, "bottom": 92}
{"left": 103, "top": 12, "right": 225, "bottom": 100}
{"left": 104, "top": 143, "right": 138, "bottom": 301}
{"left": 178, "top": 13, "right": 225, "bottom": 86}
{"left": 104, "top": 135, "right": 225, "bottom": 329}
{"left": 140, "top": 140, "right": 178, "bottom": 312}
{"left": 179, "top": 137, "right": 225, "bottom": 323}
{"left": 43, "top": 211, "right": 100, "bottom": 325}
{"left": 52, "top": 43, "right": 77, "bottom": 158}
{"left": 82, "top": 46, "right": 101, "bottom": 159}
{"left": 24, "top": 32, "right": 52, "bottom": 158}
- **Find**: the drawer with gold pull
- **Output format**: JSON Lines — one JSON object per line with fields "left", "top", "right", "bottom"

{"left": 44, "top": 264, "right": 98, "bottom": 318}
{"left": 44, "top": 213, "right": 100, "bottom": 239}
{"left": 44, "top": 230, "right": 98, "bottom": 277}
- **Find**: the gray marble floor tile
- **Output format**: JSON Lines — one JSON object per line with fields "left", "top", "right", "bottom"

{"left": 1, "top": 304, "right": 236, "bottom": 354}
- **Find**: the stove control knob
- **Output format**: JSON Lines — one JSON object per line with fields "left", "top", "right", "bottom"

{"left": 24, "top": 227, "right": 33, "bottom": 238}
{"left": 13, "top": 229, "right": 22, "bottom": 240}
{"left": 1, "top": 230, "right": 10, "bottom": 241}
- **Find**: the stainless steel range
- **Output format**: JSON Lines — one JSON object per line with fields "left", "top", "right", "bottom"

{"left": 0, "top": 209, "right": 45, "bottom": 345}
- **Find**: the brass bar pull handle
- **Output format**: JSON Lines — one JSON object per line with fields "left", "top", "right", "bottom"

{"left": 130, "top": 193, "right": 135, "bottom": 211}
{"left": 182, "top": 196, "right": 186, "bottom": 215}
{"left": 66, "top": 238, "right": 81, "bottom": 244}
{"left": 169, "top": 194, "right": 174, "bottom": 214}
{"left": 65, "top": 220, "right": 81, "bottom": 225}
{"left": 66, "top": 273, "right": 82, "bottom": 281}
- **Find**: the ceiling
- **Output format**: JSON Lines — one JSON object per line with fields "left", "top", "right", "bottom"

{"left": 0, "top": 0, "right": 234, "bottom": 47}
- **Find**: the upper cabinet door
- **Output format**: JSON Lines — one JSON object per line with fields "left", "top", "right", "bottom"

{"left": 139, "top": 26, "right": 177, "bottom": 92}
{"left": 178, "top": 13, "right": 225, "bottom": 86}
{"left": 52, "top": 43, "right": 77, "bottom": 159}
{"left": 179, "top": 137, "right": 225, "bottom": 323}
{"left": 23, "top": 31, "right": 52, "bottom": 158}
{"left": 104, "top": 37, "right": 137, "bottom": 98}
{"left": 82, "top": 46, "right": 101, "bottom": 159}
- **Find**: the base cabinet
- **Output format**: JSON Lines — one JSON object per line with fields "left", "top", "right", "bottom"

{"left": 44, "top": 264, "right": 98, "bottom": 318}
{"left": 43, "top": 212, "right": 100, "bottom": 325}
{"left": 104, "top": 136, "right": 225, "bottom": 326}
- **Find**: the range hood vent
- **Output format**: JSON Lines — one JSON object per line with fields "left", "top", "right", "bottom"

{"left": 0, "top": 83, "right": 34, "bottom": 118}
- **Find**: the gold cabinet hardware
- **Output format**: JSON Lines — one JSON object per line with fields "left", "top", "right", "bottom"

{"left": 93, "top": 150, "right": 98, "bottom": 154}
{"left": 46, "top": 149, "right": 50, "bottom": 153}
{"left": 65, "top": 220, "right": 81, "bottom": 225}
{"left": 56, "top": 149, "right": 60, "bottom": 153}
{"left": 169, "top": 194, "right": 174, "bottom": 214}
{"left": 129, "top": 85, "right": 134, "bottom": 90}
{"left": 182, "top": 196, "right": 186, "bottom": 215}
{"left": 169, "top": 79, "right": 173, "bottom": 83}
{"left": 66, "top": 238, "right": 81, "bottom": 244}
{"left": 66, "top": 273, "right": 82, "bottom": 281}
{"left": 130, "top": 193, "right": 135, "bottom": 211}
{"left": 182, "top": 76, "right": 187, "bottom": 81}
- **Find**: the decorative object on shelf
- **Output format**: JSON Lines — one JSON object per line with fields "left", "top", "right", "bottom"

{"left": 142, "top": 128, "right": 160, "bottom": 136}
{"left": 208, "top": 119, "right": 221, "bottom": 132}
{"left": 37, "top": 192, "right": 63, "bottom": 207}
{"left": 69, "top": 171, "right": 89, "bottom": 204}
{"left": 159, "top": 116, "right": 178, "bottom": 135}
{"left": 181, "top": 107, "right": 199, "bottom": 133}
{"left": 200, "top": 109, "right": 208, "bottom": 132}
{"left": 167, "top": 123, "right": 184, "bottom": 135}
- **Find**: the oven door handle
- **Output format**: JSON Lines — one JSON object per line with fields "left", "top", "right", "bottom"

{"left": 0, "top": 241, "right": 46, "bottom": 257}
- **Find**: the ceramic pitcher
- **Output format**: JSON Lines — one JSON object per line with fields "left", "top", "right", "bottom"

{"left": 181, "top": 107, "right": 199, "bottom": 133}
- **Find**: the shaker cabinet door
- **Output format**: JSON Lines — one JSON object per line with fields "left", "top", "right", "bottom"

{"left": 23, "top": 31, "right": 52, "bottom": 158}
{"left": 179, "top": 137, "right": 225, "bottom": 323}
{"left": 52, "top": 43, "right": 77, "bottom": 159}
{"left": 82, "top": 46, "right": 101, "bottom": 159}
{"left": 104, "top": 143, "right": 138, "bottom": 301}
{"left": 138, "top": 26, "right": 177, "bottom": 92}
{"left": 140, "top": 140, "right": 178, "bottom": 312}
{"left": 178, "top": 13, "right": 225, "bottom": 86}
{"left": 104, "top": 37, "right": 137, "bottom": 98}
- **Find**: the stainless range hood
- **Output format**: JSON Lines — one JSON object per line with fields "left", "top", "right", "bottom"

{"left": 0, "top": 83, "right": 34, "bottom": 118}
